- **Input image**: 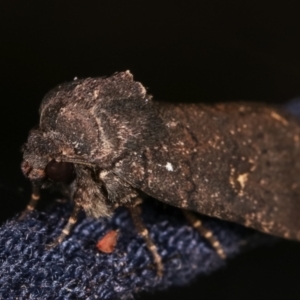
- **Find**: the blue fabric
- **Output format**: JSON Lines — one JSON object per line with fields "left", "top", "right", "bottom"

{"left": 284, "top": 97, "right": 300, "bottom": 117}
{"left": 0, "top": 201, "right": 264, "bottom": 299}
{"left": 0, "top": 101, "right": 299, "bottom": 299}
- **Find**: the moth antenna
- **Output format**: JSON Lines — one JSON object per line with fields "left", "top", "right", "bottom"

{"left": 128, "top": 199, "right": 164, "bottom": 277}
{"left": 18, "top": 184, "right": 41, "bottom": 220}
{"left": 182, "top": 210, "right": 227, "bottom": 259}
{"left": 46, "top": 203, "right": 81, "bottom": 249}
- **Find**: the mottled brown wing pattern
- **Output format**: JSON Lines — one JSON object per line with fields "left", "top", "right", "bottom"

{"left": 114, "top": 102, "right": 300, "bottom": 241}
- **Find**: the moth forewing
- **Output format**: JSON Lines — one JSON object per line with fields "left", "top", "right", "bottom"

{"left": 114, "top": 101, "right": 300, "bottom": 241}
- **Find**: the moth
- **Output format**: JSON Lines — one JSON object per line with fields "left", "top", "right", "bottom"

{"left": 21, "top": 71, "right": 300, "bottom": 275}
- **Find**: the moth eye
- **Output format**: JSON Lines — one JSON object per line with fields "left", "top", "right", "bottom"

{"left": 45, "top": 160, "right": 75, "bottom": 183}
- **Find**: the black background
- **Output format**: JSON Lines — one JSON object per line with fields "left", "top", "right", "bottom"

{"left": 1, "top": 1, "right": 300, "bottom": 299}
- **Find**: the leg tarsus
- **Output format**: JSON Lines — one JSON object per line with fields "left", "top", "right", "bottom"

{"left": 18, "top": 185, "right": 40, "bottom": 220}
{"left": 183, "top": 210, "right": 226, "bottom": 259}
{"left": 46, "top": 203, "right": 81, "bottom": 248}
{"left": 128, "top": 199, "right": 164, "bottom": 277}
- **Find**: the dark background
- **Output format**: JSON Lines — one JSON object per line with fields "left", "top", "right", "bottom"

{"left": 1, "top": 1, "right": 300, "bottom": 299}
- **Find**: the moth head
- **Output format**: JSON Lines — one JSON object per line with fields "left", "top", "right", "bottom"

{"left": 21, "top": 127, "right": 112, "bottom": 219}
{"left": 21, "top": 129, "right": 76, "bottom": 185}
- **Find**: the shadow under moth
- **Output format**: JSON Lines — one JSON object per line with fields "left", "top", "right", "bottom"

{"left": 21, "top": 71, "right": 300, "bottom": 276}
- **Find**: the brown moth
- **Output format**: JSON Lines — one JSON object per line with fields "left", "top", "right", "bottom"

{"left": 21, "top": 71, "right": 300, "bottom": 274}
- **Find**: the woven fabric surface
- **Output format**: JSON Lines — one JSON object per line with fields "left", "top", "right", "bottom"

{"left": 0, "top": 199, "right": 263, "bottom": 300}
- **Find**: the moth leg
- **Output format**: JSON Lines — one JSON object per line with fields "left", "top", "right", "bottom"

{"left": 18, "top": 184, "right": 40, "bottom": 220}
{"left": 182, "top": 210, "right": 226, "bottom": 259}
{"left": 47, "top": 202, "right": 81, "bottom": 248}
{"left": 128, "top": 199, "right": 164, "bottom": 277}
